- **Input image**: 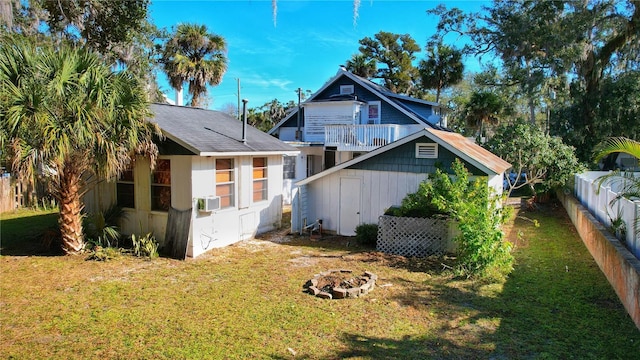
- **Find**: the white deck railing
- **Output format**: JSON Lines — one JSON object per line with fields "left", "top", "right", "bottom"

{"left": 574, "top": 171, "right": 640, "bottom": 260}
{"left": 324, "top": 124, "right": 423, "bottom": 152}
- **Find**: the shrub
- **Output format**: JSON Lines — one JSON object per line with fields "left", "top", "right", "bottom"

{"left": 131, "top": 232, "right": 159, "bottom": 259}
{"left": 355, "top": 223, "right": 378, "bottom": 246}
{"left": 83, "top": 204, "right": 126, "bottom": 248}
{"left": 396, "top": 159, "right": 513, "bottom": 280}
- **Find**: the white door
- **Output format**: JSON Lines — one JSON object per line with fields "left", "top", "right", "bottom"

{"left": 339, "top": 177, "right": 361, "bottom": 236}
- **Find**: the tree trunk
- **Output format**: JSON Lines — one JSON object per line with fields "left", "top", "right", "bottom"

{"left": 58, "top": 167, "right": 84, "bottom": 254}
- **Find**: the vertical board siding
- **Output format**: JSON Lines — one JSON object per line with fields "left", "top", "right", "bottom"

{"left": 305, "top": 169, "right": 429, "bottom": 233}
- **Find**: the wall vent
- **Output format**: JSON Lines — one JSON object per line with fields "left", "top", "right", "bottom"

{"left": 415, "top": 143, "right": 438, "bottom": 159}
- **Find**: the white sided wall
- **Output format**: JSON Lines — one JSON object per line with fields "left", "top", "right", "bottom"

{"left": 84, "top": 154, "right": 285, "bottom": 258}
{"left": 187, "top": 154, "right": 284, "bottom": 258}
{"left": 301, "top": 169, "right": 430, "bottom": 234}
{"left": 297, "top": 169, "right": 497, "bottom": 235}
{"left": 119, "top": 155, "right": 191, "bottom": 245}
{"left": 303, "top": 101, "right": 361, "bottom": 142}
{"left": 82, "top": 156, "right": 183, "bottom": 245}
{"left": 282, "top": 146, "right": 324, "bottom": 205}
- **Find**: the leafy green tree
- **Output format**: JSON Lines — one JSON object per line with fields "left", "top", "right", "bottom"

{"left": 0, "top": 35, "right": 159, "bottom": 254}
{"left": 40, "top": 0, "right": 150, "bottom": 56}
{"left": 357, "top": 31, "right": 420, "bottom": 94}
{"left": 160, "top": 23, "right": 228, "bottom": 108}
{"left": 429, "top": 1, "right": 640, "bottom": 131}
{"left": 552, "top": 71, "right": 640, "bottom": 161}
{"left": 345, "top": 53, "right": 377, "bottom": 78}
{"left": 417, "top": 44, "right": 464, "bottom": 102}
{"left": 485, "top": 119, "right": 584, "bottom": 197}
{"left": 1, "top": 0, "right": 162, "bottom": 101}
{"left": 247, "top": 99, "right": 294, "bottom": 132}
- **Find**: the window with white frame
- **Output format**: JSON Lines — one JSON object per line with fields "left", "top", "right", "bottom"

{"left": 216, "top": 158, "right": 235, "bottom": 208}
{"left": 151, "top": 159, "right": 171, "bottom": 211}
{"left": 366, "top": 101, "right": 381, "bottom": 124}
{"left": 415, "top": 143, "right": 438, "bottom": 159}
{"left": 340, "top": 85, "right": 354, "bottom": 94}
{"left": 252, "top": 157, "right": 268, "bottom": 202}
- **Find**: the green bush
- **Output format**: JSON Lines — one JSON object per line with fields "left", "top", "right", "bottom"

{"left": 131, "top": 232, "right": 159, "bottom": 259}
{"left": 355, "top": 223, "right": 378, "bottom": 246}
{"left": 396, "top": 159, "right": 513, "bottom": 280}
{"left": 83, "top": 204, "right": 126, "bottom": 248}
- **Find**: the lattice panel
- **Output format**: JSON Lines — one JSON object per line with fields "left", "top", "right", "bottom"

{"left": 377, "top": 215, "right": 451, "bottom": 257}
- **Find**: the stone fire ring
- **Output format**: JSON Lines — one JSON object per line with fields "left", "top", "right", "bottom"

{"left": 304, "top": 269, "right": 377, "bottom": 300}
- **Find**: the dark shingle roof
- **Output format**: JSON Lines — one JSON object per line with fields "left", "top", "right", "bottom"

{"left": 150, "top": 103, "right": 297, "bottom": 155}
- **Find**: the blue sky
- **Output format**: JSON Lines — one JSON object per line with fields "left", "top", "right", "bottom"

{"left": 150, "top": 0, "right": 490, "bottom": 110}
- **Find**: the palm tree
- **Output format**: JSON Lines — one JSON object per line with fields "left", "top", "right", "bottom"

{"left": 0, "top": 35, "right": 159, "bottom": 254}
{"left": 345, "top": 53, "right": 377, "bottom": 78}
{"left": 160, "top": 23, "right": 227, "bottom": 108}
{"left": 417, "top": 44, "right": 464, "bottom": 103}
{"left": 463, "top": 91, "right": 505, "bottom": 140}
{"left": 594, "top": 137, "right": 640, "bottom": 200}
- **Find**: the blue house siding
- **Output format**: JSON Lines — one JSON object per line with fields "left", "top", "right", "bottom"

{"left": 396, "top": 101, "right": 435, "bottom": 123}
{"left": 315, "top": 75, "right": 420, "bottom": 126}
{"left": 348, "top": 137, "right": 485, "bottom": 176}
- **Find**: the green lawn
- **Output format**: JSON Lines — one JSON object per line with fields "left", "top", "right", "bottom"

{"left": 1, "top": 203, "right": 638, "bottom": 359}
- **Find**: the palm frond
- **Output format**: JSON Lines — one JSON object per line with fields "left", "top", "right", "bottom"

{"left": 593, "top": 137, "right": 640, "bottom": 162}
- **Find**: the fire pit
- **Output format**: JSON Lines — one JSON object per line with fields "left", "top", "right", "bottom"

{"left": 304, "top": 269, "right": 377, "bottom": 299}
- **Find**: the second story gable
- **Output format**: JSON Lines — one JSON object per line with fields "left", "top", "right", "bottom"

{"left": 268, "top": 68, "right": 447, "bottom": 149}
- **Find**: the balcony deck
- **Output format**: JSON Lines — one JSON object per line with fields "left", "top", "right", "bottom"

{"left": 325, "top": 124, "right": 423, "bottom": 152}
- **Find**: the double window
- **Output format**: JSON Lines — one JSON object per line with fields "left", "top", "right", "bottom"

{"left": 252, "top": 157, "right": 268, "bottom": 202}
{"left": 216, "top": 159, "right": 235, "bottom": 208}
{"left": 151, "top": 159, "right": 171, "bottom": 211}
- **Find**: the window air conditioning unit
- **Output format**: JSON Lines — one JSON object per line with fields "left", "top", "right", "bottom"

{"left": 197, "top": 196, "right": 220, "bottom": 212}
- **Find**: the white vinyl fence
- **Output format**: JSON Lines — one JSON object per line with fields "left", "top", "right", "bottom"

{"left": 574, "top": 171, "right": 640, "bottom": 260}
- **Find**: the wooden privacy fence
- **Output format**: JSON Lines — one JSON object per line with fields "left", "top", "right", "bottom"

{"left": 377, "top": 215, "right": 454, "bottom": 257}
{"left": 574, "top": 171, "right": 640, "bottom": 260}
{"left": 0, "top": 175, "right": 20, "bottom": 213}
